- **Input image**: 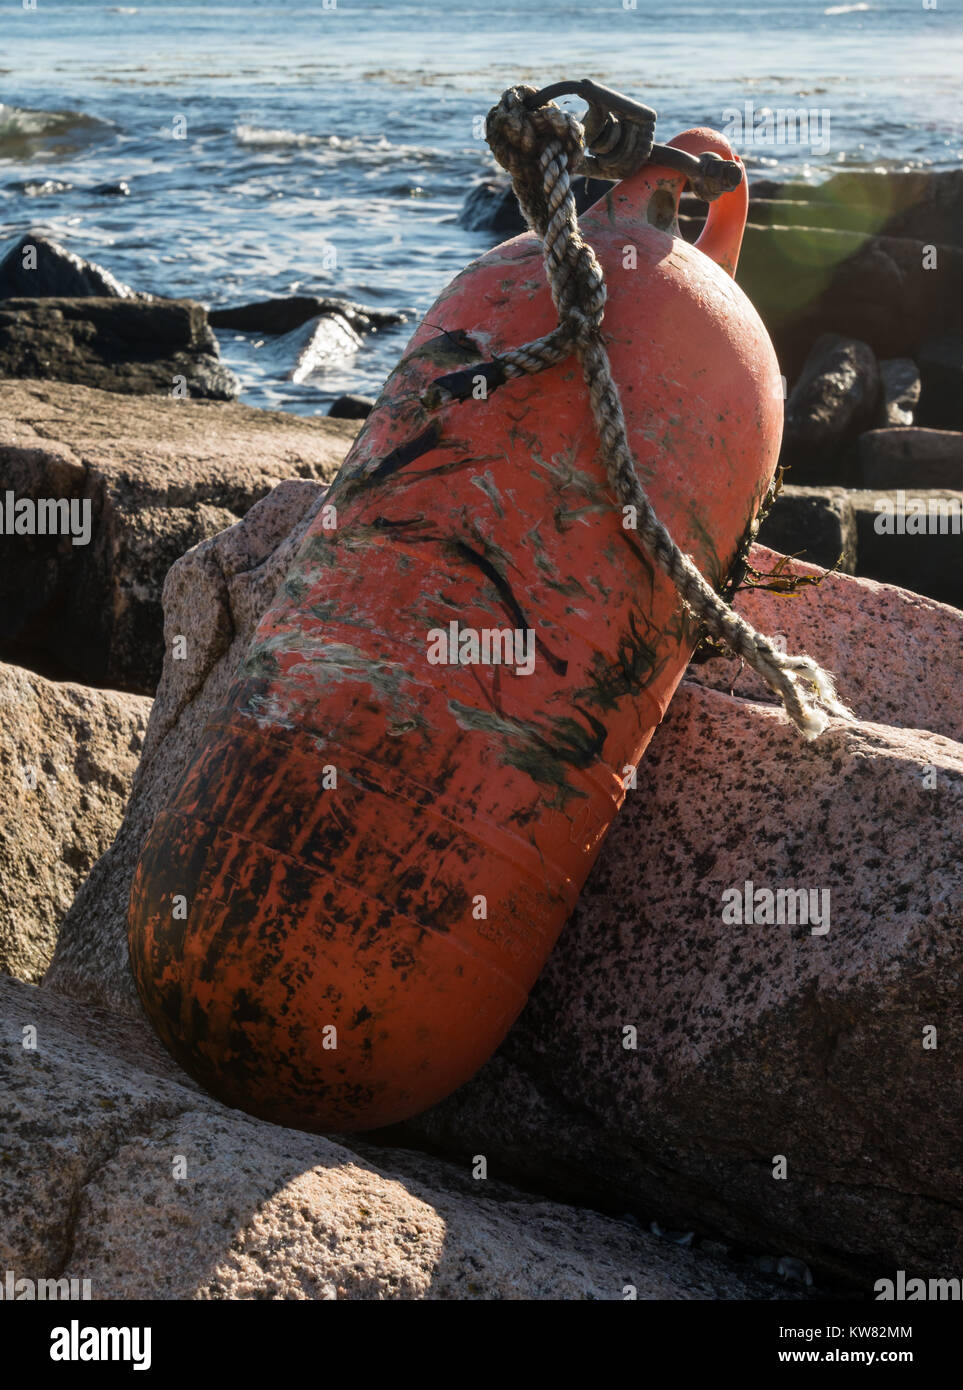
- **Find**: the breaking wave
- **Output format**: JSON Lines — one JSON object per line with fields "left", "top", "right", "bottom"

{"left": 0, "top": 104, "right": 112, "bottom": 158}
{"left": 234, "top": 124, "right": 322, "bottom": 148}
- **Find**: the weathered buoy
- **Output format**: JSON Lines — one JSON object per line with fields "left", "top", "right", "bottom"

{"left": 128, "top": 111, "right": 786, "bottom": 1132}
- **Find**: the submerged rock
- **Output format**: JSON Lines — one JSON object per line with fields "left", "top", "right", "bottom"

{"left": 209, "top": 294, "right": 406, "bottom": 336}
{"left": 91, "top": 180, "right": 131, "bottom": 197}
{"left": 6, "top": 178, "right": 73, "bottom": 198}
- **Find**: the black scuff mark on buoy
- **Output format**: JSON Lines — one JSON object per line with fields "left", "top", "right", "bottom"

{"left": 449, "top": 539, "right": 568, "bottom": 677}
{"left": 374, "top": 328, "right": 484, "bottom": 402}
{"left": 466, "top": 658, "right": 505, "bottom": 721}
{"left": 575, "top": 608, "right": 664, "bottom": 712}
{"left": 426, "top": 359, "right": 508, "bottom": 408}
{"left": 409, "top": 327, "right": 485, "bottom": 367}
{"left": 369, "top": 513, "right": 429, "bottom": 530}
{"left": 349, "top": 523, "right": 569, "bottom": 677}
{"left": 447, "top": 698, "right": 601, "bottom": 807}
{"left": 367, "top": 422, "right": 443, "bottom": 481}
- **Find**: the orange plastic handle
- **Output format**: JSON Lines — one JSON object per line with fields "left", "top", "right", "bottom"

{"left": 665, "top": 128, "right": 748, "bottom": 278}
{"left": 586, "top": 126, "right": 748, "bottom": 279}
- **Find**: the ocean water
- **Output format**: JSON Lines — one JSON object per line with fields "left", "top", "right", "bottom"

{"left": 1, "top": 0, "right": 961, "bottom": 412}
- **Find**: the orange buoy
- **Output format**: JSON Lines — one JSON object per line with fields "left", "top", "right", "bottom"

{"left": 128, "top": 116, "right": 783, "bottom": 1133}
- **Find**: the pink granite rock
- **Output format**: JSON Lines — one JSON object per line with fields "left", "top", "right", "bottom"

{"left": 0, "top": 662, "right": 150, "bottom": 984}
{"left": 398, "top": 678, "right": 963, "bottom": 1288}
{"left": 692, "top": 543, "right": 963, "bottom": 740}
{"left": 0, "top": 976, "right": 794, "bottom": 1300}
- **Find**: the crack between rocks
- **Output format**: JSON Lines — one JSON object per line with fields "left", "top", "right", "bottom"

{"left": 51, "top": 1102, "right": 194, "bottom": 1279}
{"left": 136, "top": 555, "right": 234, "bottom": 777}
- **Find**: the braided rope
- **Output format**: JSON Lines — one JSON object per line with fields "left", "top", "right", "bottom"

{"left": 484, "top": 86, "right": 853, "bottom": 740}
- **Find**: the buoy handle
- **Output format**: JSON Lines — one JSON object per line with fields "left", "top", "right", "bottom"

{"left": 666, "top": 128, "right": 748, "bottom": 278}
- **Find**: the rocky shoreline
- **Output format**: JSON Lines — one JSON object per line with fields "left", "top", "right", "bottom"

{"left": 1, "top": 169, "right": 961, "bottom": 1299}
{"left": 0, "top": 232, "right": 399, "bottom": 411}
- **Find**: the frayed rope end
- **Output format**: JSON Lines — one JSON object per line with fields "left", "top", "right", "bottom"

{"left": 780, "top": 656, "right": 857, "bottom": 741}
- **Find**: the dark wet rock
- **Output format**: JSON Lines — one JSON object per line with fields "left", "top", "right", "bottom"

{"left": 858, "top": 428, "right": 963, "bottom": 490}
{"left": 0, "top": 232, "right": 138, "bottom": 299}
{"left": 739, "top": 170, "right": 963, "bottom": 249}
{"left": 460, "top": 174, "right": 614, "bottom": 235}
{"left": 232, "top": 313, "right": 365, "bottom": 383}
{"left": 781, "top": 334, "right": 879, "bottom": 481}
{"left": 327, "top": 392, "right": 375, "bottom": 419}
{"left": 851, "top": 488, "right": 963, "bottom": 607}
{"left": 0, "top": 379, "right": 358, "bottom": 695}
{"left": 91, "top": 180, "right": 131, "bottom": 197}
{"left": 818, "top": 169, "right": 963, "bottom": 250}
{"left": 875, "top": 357, "right": 921, "bottom": 427}
{"left": 209, "top": 295, "right": 406, "bottom": 336}
{"left": 756, "top": 484, "right": 857, "bottom": 572}
{"left": 460, "top": 177, "right": 527, "bottom": 235}
{"left": 736, "top": 227, "right": 963, "bottom": 382}
{"left": 0, "top": 296, "right": 238, "bottom": 399}
{"left": 916, "top": 332, "right": 963, "bottom": 431}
